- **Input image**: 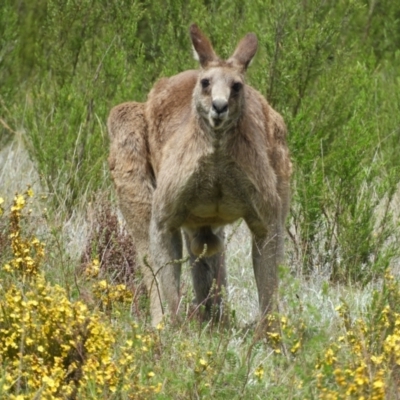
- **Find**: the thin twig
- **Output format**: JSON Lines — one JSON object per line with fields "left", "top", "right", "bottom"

{"left": 0, "top": 117, "right": 17, "bottom": 134}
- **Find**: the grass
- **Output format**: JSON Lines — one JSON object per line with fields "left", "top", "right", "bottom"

{"left": 0, "top": 150, "right": 399, "bottom": 399}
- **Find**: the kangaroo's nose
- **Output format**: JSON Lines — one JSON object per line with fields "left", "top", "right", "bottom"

{"left": 212, "top": 99, "right": 228, "bottom": 114}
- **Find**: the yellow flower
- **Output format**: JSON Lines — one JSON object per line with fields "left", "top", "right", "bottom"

{"left": 14, "top": 194, "right": 25, "bottom": 210}
{"left": 98, "top": 280, "right": 108, "bottom": 290}
{"left": 254, "top": 365, "right": 264, "bottom": 380}
{"left": 3, "top": 264, "right": 12, "bottom": 272}
{"left": 355, "top": 376, "right": 366, "bottom": 386}
{"left": 156, "top": 322, "right": 164, "bottom": 331}
{"left": 290, "top": 341, "right": 301, "bottom": 354}
{"left": 153, "top": 382, "right": 162, "bottom": 393}
{"left": 26, "top": 187, "right": 34, "bottom": 197}
{"left": 42, "top": 376, "right": 55, "bottom": 388}
{"left": 371, "top": 355, "right": 384, "bottom": 365}
{"left": 325, "top": 348, "right": 337, "bottom": 365}
{"left": 199, "top": 358, "right": 207, "bottom": 366}
{"left": 373, "top": 380, "right": 384, "bottom": 389}
{"left": 147, "top": 371, "right": 155, "bottom": 378}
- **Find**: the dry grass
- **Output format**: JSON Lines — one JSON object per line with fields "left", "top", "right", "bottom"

{"left": 0, "top": 133, "right": 42, "bottom": 203}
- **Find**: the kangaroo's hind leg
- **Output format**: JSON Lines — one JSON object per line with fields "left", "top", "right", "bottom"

{"left": 108, "top": 102, "right": 163, "bottom": 325}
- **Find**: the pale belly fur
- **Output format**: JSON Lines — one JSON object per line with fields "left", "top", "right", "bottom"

{"left": 182, "top": 200, "right": 245, "bottom": 229}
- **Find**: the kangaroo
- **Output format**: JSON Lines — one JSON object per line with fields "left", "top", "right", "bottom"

{"left": 108, "top": 24, "right": 292, "bottom": 327}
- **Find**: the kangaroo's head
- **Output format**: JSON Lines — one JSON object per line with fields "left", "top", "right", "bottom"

{"left": 190, "top": 24, "right": 258, "bottom": 131}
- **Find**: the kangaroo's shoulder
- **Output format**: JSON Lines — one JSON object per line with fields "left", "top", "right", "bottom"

{"left": 146, "top": 70, "right": 199, "bottom": 112}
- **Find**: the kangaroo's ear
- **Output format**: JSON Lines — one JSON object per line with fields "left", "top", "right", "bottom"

{"left": 228, "top": 33, "right": 258, "bottom": 72}
{"left": 190, "top": 24, "right": 218, "bottom": 68}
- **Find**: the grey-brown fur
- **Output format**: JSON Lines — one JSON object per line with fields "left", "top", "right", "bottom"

{"left": 108, "top": 24, "right": 292, "bottom": 327}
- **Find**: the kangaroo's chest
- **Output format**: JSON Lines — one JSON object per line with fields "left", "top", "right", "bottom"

{"left": 180, "top": 154, "right": 255, "bottom": 228}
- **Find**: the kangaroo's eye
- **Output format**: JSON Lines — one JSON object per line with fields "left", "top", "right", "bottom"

{"left": 232, "top": 82, "right": 242, "bottom": 93}
{"left": 200, "top": 79, "right": 210, "bottom": 89}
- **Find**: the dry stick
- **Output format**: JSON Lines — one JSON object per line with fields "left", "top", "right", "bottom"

{"left": 187, "top": 245, "right": 227, "bottom": 328}
{"left": 143, "top": 255, "right": 164, "bottom": 320}
{"left": 143, "top": 253, "right": 190, "bottom": 321}
{"left": 0, "top": 117, "right": 17, "bottom": 134}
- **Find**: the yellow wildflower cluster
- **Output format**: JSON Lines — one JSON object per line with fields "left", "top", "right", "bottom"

{"left": 1, "top": 276, "right": 115, "bottom": 398}
{"left": 0, "top": 192, "right": 161, "bottom": 399}
{"left": 195, "top": 351, "right": 214, "bottom": 375}
{"left": 266, "top": 314, "right": 305, "bottom": 355}
{"left": 84, "top": 258, "right": 133, "bottom": 311}
{"left": 254, "top": 364, "right": 264, "bottom": 381}
{"left": 92, "top": 279, "right": 133, "bottom": 308}
{"left": 179, "top": 341, "right": 214, "bottom": 373}
{"left": 176, "top": 340, "right": 218, "bottom": 391}
{"left": 193, "top": 350, "right": 216, "bottom": 393}
{"left": 84, "top": 257, "right": 100, "bottom": 278}
{"left": 316, "top": 271, "right": 400, "bottom": 399}
{"left": 4, "top": 190, "right": 45, "bottom": 277}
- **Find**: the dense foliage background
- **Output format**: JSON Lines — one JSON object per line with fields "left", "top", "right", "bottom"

{"left": 1, "top": 1, "right": 400, "bottom": 398}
